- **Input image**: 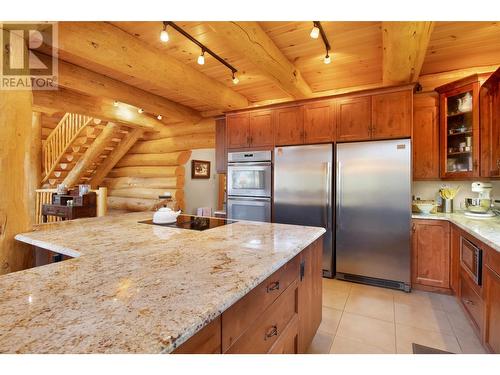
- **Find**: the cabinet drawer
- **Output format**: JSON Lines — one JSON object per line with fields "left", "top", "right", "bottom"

{"left": 459, "top": 273, "right": 484, "bottom": 332}
{"left": 221, "top": 256, "right": 299, "bottom": 351}
{"left": 225, "top": 280, "right": 298, "bottom": 354}
{"left": 42, "top": 205, "right": 68, "bottom": 216}
{"left": 268, "top": 314, "right": 299, "bottom": 354}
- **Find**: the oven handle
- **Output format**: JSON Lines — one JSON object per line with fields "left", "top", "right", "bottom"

{"left": 227, "top": 196, "right": 271, "bottom": 202}
{"left": 227, "top": 162, "right": 272, "bottom": 167}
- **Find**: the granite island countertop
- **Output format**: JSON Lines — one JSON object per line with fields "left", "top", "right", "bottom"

{"left": 412, "top": 211, "right": 500, "bottom": 252}
{"left": 0, "top": 212, "right": 325, "bottom": 354}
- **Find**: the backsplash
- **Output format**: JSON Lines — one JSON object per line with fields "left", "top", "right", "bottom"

{"left": 412, "top": 180, "right": 500, "bottom": 211}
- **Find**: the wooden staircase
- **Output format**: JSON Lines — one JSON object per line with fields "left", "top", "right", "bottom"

{"left": 42, "top": 113, "right": 143, "bottom": 188}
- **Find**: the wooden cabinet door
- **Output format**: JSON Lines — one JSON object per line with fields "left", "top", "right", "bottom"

{"left": 173, "top": 316, "right": 222, "bottom": 354}
{"left": 297, "top": 238, "right": 322, "bottom": 353}
{"left": 485, "top": 265, "right": 500, "bottom": 353}
{"left": 438, "top": 82, "right": 481, "bottom": 179}
{"left": 372, "top": 90, "right": 412, "bottom": 140}
{"left": 336, "top": 96, "right": 371, "bottom": 141}
{"left": 413, "top": 97, "right": 439, "bottom": 179}
{"left": 274, "top": 106, "right": 304, "bottom": 145}
{"left": 226, "top": 114, "right": 249, "bottom": 149}
{"left": 411, "top": 220, "right": 450, "bottom": 289}
{"left": 450, "top": 225, "right": 461, "bottom": 294}
{"left": 249, "top": 110, "right": 274, "bottom": 147}
{"left": 215, "top": 117, "right": 227, "bottom": 173}
{"left": 303, "top": 101, "right": 334, "bottom": 144}
{"left": 480, "top": 79, "right": 500, "bottom": 177}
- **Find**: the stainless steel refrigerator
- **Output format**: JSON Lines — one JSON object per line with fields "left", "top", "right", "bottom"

{"left": 274, "top": 144, "right": 334, "bottom": 277}
{"left": 336, "top": 139, "right": 411, "bottom": 291}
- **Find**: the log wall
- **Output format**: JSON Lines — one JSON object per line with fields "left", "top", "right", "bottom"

{"left": 104, "top": 119, "right": 216, "bottom": 212}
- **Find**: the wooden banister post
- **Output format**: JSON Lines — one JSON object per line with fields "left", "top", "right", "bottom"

{"left": 97, "top": 187, "right": 108, "bottom": 217}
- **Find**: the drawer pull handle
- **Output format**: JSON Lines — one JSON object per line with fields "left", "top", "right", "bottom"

{"left": 266, "top": 281, "right": 280, "bottom": 292}
{"left": 264, "top": 325, "right": 278, "bottom": 340}
{"left": 463, "top": 298, "right": 474, "bottom": 305}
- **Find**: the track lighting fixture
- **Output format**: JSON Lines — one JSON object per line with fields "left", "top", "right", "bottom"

{"left": 157, "top": 114, "right": 162, "bottom": 120}
{"left": 113, "top": 100, "right": 119, "bottom": 107}
{"left": 160, "top": 22, "right": 169, "bottom": 42}
{"left": 161, "top": 21, "right": 239, "bottom": 87}
{"left": 232, "top": 72, "right": 239, "bottom": 85}
{"left": 310, "top": 23, "right": 320, "bottom": 39}
{"left": 138, "top": 108, "right": 144, "bottom": 114}
{"left": 310, "top": 21, "right": 332, "bottom": 65}
{"left": 197, "top": 49, "right": 205, "bottom": 65}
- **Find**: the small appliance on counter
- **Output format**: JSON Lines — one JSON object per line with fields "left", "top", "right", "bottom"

{"left": 464, "top": 182, "right": 496, "bottom": 218}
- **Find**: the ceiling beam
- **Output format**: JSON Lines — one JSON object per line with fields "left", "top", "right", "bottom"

{"left": 208, "top": 22, "right": 312, "bottom": 99}
{"left": 382, "top": 22, "right": 435, "bottom": 85}
{"left": 57, "top": 60, "right": 202, "bottom": 124}
{"left": 56, "top": 22, "right": 250, "bottom": 111}
{"left": 33, "top": 87, "right": 161, "bottom": 131}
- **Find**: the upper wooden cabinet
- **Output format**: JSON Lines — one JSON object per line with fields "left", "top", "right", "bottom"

{"left": 226, "top": 113, "right": 250, "bottom": 149}
{"left": 303, "top": 100, "right": 335, "bottom": 144}
{"left": 371, "top": 90, "right": 412, "bottom": 140}
{"left": 411, "top": 219, "right": 450, "bottom": 290}
{"left": 480, "top": 68, "right": 500, "bottom": 178}
{"left": 335, "top": 96, "right": 371, "bottom": 141}
{"left": 436, "top": 75, "right": 483, "bottom": 179}
{"left": 249, "top": 110, "right": 274, "bottom": 147}
{"left": 413, "top": 94, "right": 439, "bottom": 180}
{"left": 275, "top": 106, "right": 304, "bottom": 146}
{"left": 226, "top": 111, "right": 274, "bottom": 149}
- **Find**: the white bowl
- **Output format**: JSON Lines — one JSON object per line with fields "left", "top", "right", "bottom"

{"left": 415, "top": 203, "right": 436, "bottom": 214}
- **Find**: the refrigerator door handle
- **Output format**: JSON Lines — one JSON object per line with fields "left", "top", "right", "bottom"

{"left": 325, "top": 162, "right": 332, "bottom": 229}
{"left": 336, "top": 161, "right": 342, "bottom": 230}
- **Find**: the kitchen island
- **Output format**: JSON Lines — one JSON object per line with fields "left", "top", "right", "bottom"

{"left": 0, "top": 213, "right": 324, "bottom": 354}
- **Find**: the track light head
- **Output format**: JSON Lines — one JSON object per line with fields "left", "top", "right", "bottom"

{"left": 324, "top": 53, "right": 331, "bottom": 64}
{"left": 157, "top": 114, "right": 162, "bottom": 120}
{"left": 160, "top": 22, "right": 169, "bottom": 42}
{"left": 138, "top": 108, "right": 144, "bottom": 114}
{"left": 232, "top": 72, "right": 239, "bottom": 85}
{"left": 197, "top": 50, "right": 205, "bottom": 65}
{"left": 310, "top": 24, "right": 320, "bottom": 39}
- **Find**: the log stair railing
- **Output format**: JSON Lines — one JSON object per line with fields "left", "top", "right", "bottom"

{"left": 42, "top": 116, "right": 137, "bottom": 188}
{"left": 42, "top": 113, "right": 93, "bottom": 185}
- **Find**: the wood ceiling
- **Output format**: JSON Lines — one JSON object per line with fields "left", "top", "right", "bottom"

{"left": 50, "top": 21, "right": 500, "bottom": 121}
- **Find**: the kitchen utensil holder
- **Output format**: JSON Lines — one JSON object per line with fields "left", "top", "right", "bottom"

{"left": 442, "top": 199, "right": 453, "bottom": 213}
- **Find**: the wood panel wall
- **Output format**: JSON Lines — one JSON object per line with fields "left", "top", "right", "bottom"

{"left": 102, "top": 118, "right": 216, "bottom": 212}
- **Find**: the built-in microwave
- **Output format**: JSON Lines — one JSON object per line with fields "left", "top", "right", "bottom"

{"left": 460, "top": 237, "right": 482, "bottom": 285}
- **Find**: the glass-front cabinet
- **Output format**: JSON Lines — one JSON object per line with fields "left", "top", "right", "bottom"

{"left": 437, "top": 77, "right": 481, "bottom": 179}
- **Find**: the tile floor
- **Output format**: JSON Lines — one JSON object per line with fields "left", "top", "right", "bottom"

{"left": 307, "top": 278, "right": 487, "bottom": 354}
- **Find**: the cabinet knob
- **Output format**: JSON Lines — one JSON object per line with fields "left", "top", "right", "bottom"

{"left": 463, "top": 298, "right": 474, "bottom": 306}
{"left": 264, "top": 325, "right": 278, "bottom": 340}
{"left": 411, "top": 224, "right": 416, "bottom": 233}
{"left": 266, "top": 281, "right": 280, "bottom": 292}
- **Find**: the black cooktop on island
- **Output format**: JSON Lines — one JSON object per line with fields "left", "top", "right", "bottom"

{"left": 139, "top": 215, "right": 237, "bottom": 231}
